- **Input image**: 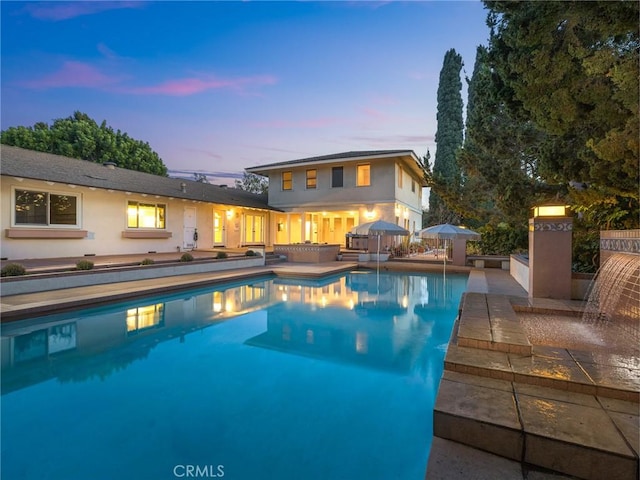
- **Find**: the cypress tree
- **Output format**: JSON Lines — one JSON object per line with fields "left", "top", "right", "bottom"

{"left": 427, "top": 49, "right": 464, "bottom": 225}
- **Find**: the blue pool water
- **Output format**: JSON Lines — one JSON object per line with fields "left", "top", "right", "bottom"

{"left": 1, "top": 271, "right": 467, "bottom": 480}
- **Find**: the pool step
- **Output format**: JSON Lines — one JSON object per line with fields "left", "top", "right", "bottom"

{"left": 434, "top": 371, "right": 639, "bottom": 480}
{"left": 444, "top": 341, "right": 639, "bottom": 403}
{"left": 456, "top": 292, "right": 532, "bottom": 355}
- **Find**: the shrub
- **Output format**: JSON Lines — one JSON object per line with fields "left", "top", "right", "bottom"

{"left": 140, "top": 258, "right": 155, "bottom": 266}
{"left": 215, "top": 251, "right": 228, "bottom": 259}
{"left": 245, "top": 250, "right": 256, "bottom": 256}
{"left": 1, "top": 263, "right": 26, "bottom": 277}
{"left": 180, "top": 252, "right": 194, "bottom": 262}
{"left": 76, "top": 260, "right": 94, "bottom": 270}
{"left": 476, "top": 223, "right": 527, "bottom": 255}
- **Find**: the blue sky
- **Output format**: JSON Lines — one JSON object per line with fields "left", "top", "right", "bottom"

{"left": 1, "top": 1, "right": 490, "bottom": 184}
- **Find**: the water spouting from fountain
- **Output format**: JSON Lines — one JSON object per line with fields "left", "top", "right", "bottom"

{"left": 583, "top": 252, "right": 640, "bottom": 346}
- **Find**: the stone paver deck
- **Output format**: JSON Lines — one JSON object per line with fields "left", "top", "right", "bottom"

{"left": 428, "top": 282, "right": 639, "bottom": 480}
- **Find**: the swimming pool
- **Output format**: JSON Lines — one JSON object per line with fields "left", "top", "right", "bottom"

{"left": 1, "top": 270, "right": 467, "bottom": 480}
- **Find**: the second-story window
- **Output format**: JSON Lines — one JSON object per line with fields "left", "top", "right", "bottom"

{"left": 411, "top": 179, "right": 416, "bottom": 193}
{"left": 398, "top": 166, "right": 403, "bottom": 188}
{"left": 282, "top": 171, "right": 292, "bottom": 190}
{"left": 357, "top": 164, "right": 370, "bottom": 187}
{"left": 332, "top": 167, "right": 343, "bottom": 188}
{"left": 306, "top": 169, "right": 317, "bottom": 189}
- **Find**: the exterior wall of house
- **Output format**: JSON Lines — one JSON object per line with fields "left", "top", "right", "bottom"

{"left": 1, "top": 176, "right": 271, "bottom": 260}
{"left": 266, "top": 160, "right": 397, "bottom": 209}
{"left": 262, "top": 157, "right": 424, "bottom": 246}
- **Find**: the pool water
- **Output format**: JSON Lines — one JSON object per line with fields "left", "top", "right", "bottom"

{"left": 1, "top": 271, "right": 467, "bottom": 480}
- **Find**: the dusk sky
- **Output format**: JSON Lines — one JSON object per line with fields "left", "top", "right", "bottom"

{"left": 1, "top": 1, "right": 490, "bottom": 184}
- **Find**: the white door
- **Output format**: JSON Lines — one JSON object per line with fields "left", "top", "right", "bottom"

{"left": 183, "top": 207, "right": 197, "bottom": 250}
{"left": 213, "top": 210, "right": 226, "bottom": 246}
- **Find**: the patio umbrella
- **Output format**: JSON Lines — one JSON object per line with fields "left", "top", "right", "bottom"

{"left": 417, "top": 223, "right": 481, "bottom": 274}
{"left": 350, "top": 220, "right": 410, "bottom": 271}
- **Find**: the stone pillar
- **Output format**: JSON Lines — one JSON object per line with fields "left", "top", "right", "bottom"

{"left": 452, "top": 238, "right": 467, "bottom": 266}
{"left": 528, "top": 216, "right": 573, "bottom": 299}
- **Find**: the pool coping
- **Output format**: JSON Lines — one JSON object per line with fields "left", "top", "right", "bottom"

{"left": 0, "top": 262, "right": 360, "bottom": 322}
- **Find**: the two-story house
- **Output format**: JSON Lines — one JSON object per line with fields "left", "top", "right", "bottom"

{"left": 246, "top": 150, "right": 426, "bottom": 246}
{"left": 1, "top": 147, "right": 426, "bottom": 261}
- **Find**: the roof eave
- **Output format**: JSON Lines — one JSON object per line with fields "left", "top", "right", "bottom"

{"left": 245, "top": 150, "right": 418, "bottom": 175}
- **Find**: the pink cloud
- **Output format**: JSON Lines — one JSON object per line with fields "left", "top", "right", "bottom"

{"left": 348, "top": 134, "right": 435, "bottom": 144}
{"left": 182, "top": 148, "right": 222, "bottom": 160}
{"left": 23, "top": 1, "right": 143, "bottom": 21}
{"left": 370, "top": 94, "right": 398, "bottom": 106}
{"left": 125, "top": 74, "right": 277, "bottom": 96}
{"left": 360, "top": 107, "right": 389, "bottom": 119}
{"left": 251, "top": 117, "right": 341, "bottom": 129}
{"left": 22, "top": 61, "right": 122, "bottom": 89}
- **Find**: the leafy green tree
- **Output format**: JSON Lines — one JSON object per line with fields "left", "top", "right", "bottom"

{"left": 426, "top": 49, "right": 464, "bottom": 225}
{"left": 235, "top": 172, "right": 268, "bottom": 194}
{"left": 1, "top": 111, "right": 168, "bottom": 175}
{"left": 485, "top": 0, "right": 639, "bottom": 229}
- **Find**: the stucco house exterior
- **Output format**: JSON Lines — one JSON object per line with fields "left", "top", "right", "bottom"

{"left": 1, "top": 147, "right": 425, "bottom": 260}
{"left": 1, "top": 145, "right": 275, "bottom": 260}
{"left": 246, "top": 150, "right": 426, "bottom": 246}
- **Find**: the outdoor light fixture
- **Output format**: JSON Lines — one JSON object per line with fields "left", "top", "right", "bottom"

{"left": 364, "top": 208, "right": 376, "bottom": 220}
{"left": 226, "top": 209, "right": 233, "bottom": 219}
{"left": 532, "top": 203, "right": 569, "bottom": 218}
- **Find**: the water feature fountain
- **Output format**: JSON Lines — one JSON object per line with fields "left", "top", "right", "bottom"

{"left": 582, "top": 252, "right": 640, "bottom": 346}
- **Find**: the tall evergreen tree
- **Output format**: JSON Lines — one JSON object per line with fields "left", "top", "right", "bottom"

{"left": 456, "top": 45, "right": 548, "bottom": 226}
{"left": 426, "top": 49, "right": 464, "bottom": 225}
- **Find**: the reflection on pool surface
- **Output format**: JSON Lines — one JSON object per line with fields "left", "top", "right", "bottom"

{"left": 1, "top": 271, "right": 467, "bottom": 480}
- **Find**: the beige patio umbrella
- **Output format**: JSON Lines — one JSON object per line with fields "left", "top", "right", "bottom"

{"left": 417, "top": 223, "right": 481, "bottom": 275}
{"left": 351, "top": 220, "right": 410, "bottom": 272}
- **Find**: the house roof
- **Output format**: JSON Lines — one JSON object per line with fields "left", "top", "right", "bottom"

{"left": 1, "top": 145, "right": 275, "bottom": 211}
{"left": 245, "top": 149, "right": 427, "bottom": 185}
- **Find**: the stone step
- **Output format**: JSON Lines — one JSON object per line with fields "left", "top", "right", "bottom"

{"left": 457, "top": 292, "right": 532, "bottom": 355}
{"left": 444, "top": 342, "right": 639, "bottom": 402}
{"left": 434, "top": 371, "right": 639, "bottom": 480}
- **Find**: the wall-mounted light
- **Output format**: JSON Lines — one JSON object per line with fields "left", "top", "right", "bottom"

{"left": 364, "top": 208, "right": 375, "bottom": 220}
{"left": 226, "top": 209, "right": 234, "bottom": 219}
{"left": 532, "top": 203, "right": 569, "bottom": 218}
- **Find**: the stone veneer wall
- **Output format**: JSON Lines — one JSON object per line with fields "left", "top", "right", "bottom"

{"left": 600, "top": 229, "right": 640, "bottom": 265}
{"left": 274, "top": 244, "right": 340, "bottom": 263}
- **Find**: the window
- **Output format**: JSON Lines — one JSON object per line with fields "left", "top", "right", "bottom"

{"left": 282, "top": 171, "right": 292, "bottom": 190}
{"left": 331, "top": 167, "right": 343, "bottom": 188}
{"left": 356, "top": 164, "right": 370, "bottom": 186}
{"left": 127, "top": 201, "right": 166, "bottom": 229}
{"left": 398, "top": 166, "right": 403, "bottom": 188}
{"left": 306, "top": 169, "right": 317, "bottom": 189}
{"left": 14, "top": 189, "right": 79, "bottom": 226}
{"left": 411, "top": 179, "right": 416, "bottom": 193}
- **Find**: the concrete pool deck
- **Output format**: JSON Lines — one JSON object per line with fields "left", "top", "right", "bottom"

{"left": 1, "top": 254, "right": 638, "bottom": 479}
